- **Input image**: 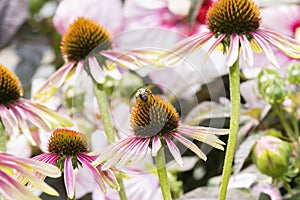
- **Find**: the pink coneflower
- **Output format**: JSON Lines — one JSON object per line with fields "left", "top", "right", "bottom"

{"left": 92, "top": 88, "right": 228, "bottom": 169}
{"left": 0, "top": 152, "right": 61, "bottom": 200}
{"left": 159, "top": 0, "right": 300, "bottom": 68}
{"left": 34, "top": 17, "right": 159, "bottom": 102}
{"left": 0, "top": 64, "right": 72, "bottom": 145}
{"left": 32, "top": 128, "right": 128, "bottom": 199}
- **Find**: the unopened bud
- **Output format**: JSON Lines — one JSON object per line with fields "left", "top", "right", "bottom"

{"left": 252, "top": 135, "right": 292, "bottom": 178}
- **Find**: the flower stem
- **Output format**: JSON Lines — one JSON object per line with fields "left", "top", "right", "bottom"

{"left": 155, "top": 147, "right": 172, "bottom": 200}
{"left": 94, "top": 84, "right": 127, "bottom": 200}
{"left": 273, "top": 104, "right": 294, "bottom": 139}
{"left": 0, "top": 120, "right": 6, "bottom": 152}
{"left": 219, "top": 59, "right": 240, "bottom": 200}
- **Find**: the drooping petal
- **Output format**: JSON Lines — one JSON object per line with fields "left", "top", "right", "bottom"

{"left": 256, "top": 29, "right": 300, "bottom": 58}
{"left": 251, "top": 32, "right": 280, "bottom": 68}
{"left": 0, "top": 106, "right": 18, "bottom": 139}
{"left": 101, "top": 49, "right": 161, "bottom": 69}
{"left": 0, "top": 170, "right": 41, "bottom": 200}
{"left": 205, "top": 34, "right": 226, "bottom": 62}
{"left": 128, "top": 138, "right": 150, "bottom": 166}
{"left": 170, "top": 132, "right": 207, "bottom": 161}
{"left": 152, "top": 135, "right": 162, "bottom": 157}
{"left": 158, "top": 32, "right": 215, "bottom": 67}
{"left": 64, "top": 156, "right": 75, "bottom": 199}
{"left": 77, "top": 154, "right": 107, "bottom": 193}
{"left": 164, "top": 135, "right": 183, "bottom": 166}
{"left": 8, "top": 105, "right": 36, "bottom": 145}
{"left": 177, "top": 125, "right": 227, "bottom": 150}
{"left": 3, "top": 162, "right": 59, "bottom": 196}
{"left": 2, "top": 153, "right": 61, "bottom": 177}
{"left": 33, "top": 62, "right": 76, "bottom": 102}
{"left": 91, "top": 136, "right": 135, "bottom": 165}
{"left": 226, "top": 33, "right": 240, "bottom": 66}
{"left": 88, "top": 56, "right": 104, "bottom": 82}
{"left": 20, "top": 100, "right": 73, "bottom": 128}
{"left": 239, "top": 34, "right": 254, "bottom": 67}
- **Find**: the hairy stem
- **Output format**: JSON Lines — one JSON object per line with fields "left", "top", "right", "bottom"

{"left": 94, "top": 84, "right": 127, "bottom": 200}
{"left": 155, "top": 147, "right": 172, "bottom": 200}
{"left": 0, "top": 120, "right": 6, "bottom": 152}
{"left": 219, "top": 59, "right": 240, "bottom": 200}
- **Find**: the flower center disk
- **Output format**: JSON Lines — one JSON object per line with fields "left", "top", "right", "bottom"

{"left": 131, "top": 89, "right": 179, "bottom": 138}
{"left": 61, "top": 17, "right": 113, "bottom": 62}
{"left": 48, "top": 129, "right": 88, "bottom": 156}
{"left": 0, "top": 64, "right": 23, "bottom": 105}
{"left": 206, "top": 0, "right": 261, "bottom": 35}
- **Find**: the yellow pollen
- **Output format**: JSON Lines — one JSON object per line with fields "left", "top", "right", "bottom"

{"left": 47, "top": 128, "right": 88, "bottom": 156}
{"left": 207, "top": 0, "right": 261, "bottom": 34}
{"left": 61, "top": 17, "right": 113, "bottom": 62}
{"left": 0, "top": 64, "right": 23, "bottom": 105}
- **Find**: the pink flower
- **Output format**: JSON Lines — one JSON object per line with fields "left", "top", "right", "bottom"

{"left": 53, "top": 0, "right": 123, "bottom": 35}
{"left": 158, "top": 0, "right": 300, "bottom": 68}
{"left": 0, "top": 64, "right": 72, "bottom": 145}
{"left": 34, "top": 17, "right": 160, "bottom": 102}
{"left": 32, "top": 128, "right": 127, "bottom": 199}
{"left": 92, "top": 88, "right": 228, "bottom": 169}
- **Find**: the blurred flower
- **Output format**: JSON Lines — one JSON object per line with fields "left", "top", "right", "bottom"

{"left": 123, "top": 0, "right": 214, "bottom": 35}
{"left": 0, "top": 152, "right": 61, "bottom": 200}
{"left": 92, "top": 88, "right": 228, "bottom": 169}
{"left": 0, "top": 64, "right": 72, "bottom": 145}
{"left": 287, "top": 61, "right": 300, "bottom": 85}
{"left": 53, "top": 0, "right": 123, "bottom": 35}
{"left": 257, "top": 68, "right": 287, "bottom": 104}
{"left": 34, "top": 17, "right": 160, "bottom": 102}
{"left": 32, "top": 128, "right": 127, "bottom": 199}
{"left": 252, "top": 135, "right": 292, "bottom": 178}
{"left": 158, "top": 0, "right": 300, "bottom": 68}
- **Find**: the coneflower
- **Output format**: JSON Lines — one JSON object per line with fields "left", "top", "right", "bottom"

{"left": 32, "top": 128, "right": 128, "bottom": 199}
{"left": 92, "top": 88, "right": 228, "bottom": 199}
{"left": 34, "top": 17, "right": 159, "bottom": 102}
{"left": 0, "top": 64, "right": 72, "bottom": 146}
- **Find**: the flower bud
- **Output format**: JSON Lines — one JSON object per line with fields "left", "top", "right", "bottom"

{"left": 287, "top": 62, "right": 300, "bottom": 84}
{"left": 252, "top": 135, "right": 292, "bottom": 178}
{"left": 257, "top": 68, "right": 286, "bottom": 104}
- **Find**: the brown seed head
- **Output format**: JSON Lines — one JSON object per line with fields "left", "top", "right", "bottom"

{"left": 47, "top": 128, "right": 88, "bottom": 156}
{"left": 61, "top": 17, "right": 112, "bottom": 62}
{"left": 0, "top": 64, "right": 23, "bottom": 105}
{"left": 207, "top": 0, "right": 261, "bottom": 35}
{"left": 130, "top": 88, "right": 180, "bottom": 138}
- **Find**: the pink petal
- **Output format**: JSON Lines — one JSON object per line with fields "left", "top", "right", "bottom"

{"left": 64, "top": 156, "right": 75, "bottom": 198}
{"left": 226, "top": 34, "right": 240, "bottom": 66}
{"left": 170, "top": 132, "right": 207, "bottom": 161}
{"left": 33, "top": 62, "right": 75, "bottom": 102}
{"left": 159, "top": 32, "right": 214, "bottom": 67}
{"left": 152, "top": 135, "right": 162, "bottom": 156}
{"left": 239, "top": 34, "right": 254, "bottom": 67}
{"left": 251, "top": 32, "right": 280, "bottom": 68}
{"left": 164, "top": 135, "right": 183, "bottom": 166}
{"left": 0, "top": 170, "right": 41, "bottom": 200}
{"left": 77, "top": 154, "right": 107, "bottom": 193}
{"left": 88, "top": 56, "right": 104, "bottom": 82}
{"left": 0, "top": 106, "right": 18, "bottom": 139}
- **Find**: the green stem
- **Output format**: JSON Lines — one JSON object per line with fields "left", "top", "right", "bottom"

{"left": 93, "top": 84, "right": 127, "bottom": 200}
{"left": 291, "top": 112, "right": 299, "bottom": 137}
{"left": 219, "top": 59, "right": 240, "bottom": 200}
{"left": 0, "top": 120, "right": 6, "bottom": 152}
{"left": 273, "top": 104, "right": 294, "bottom": 139}
{"left": 155, "top": 147, "right": 172, "bottom": 200}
